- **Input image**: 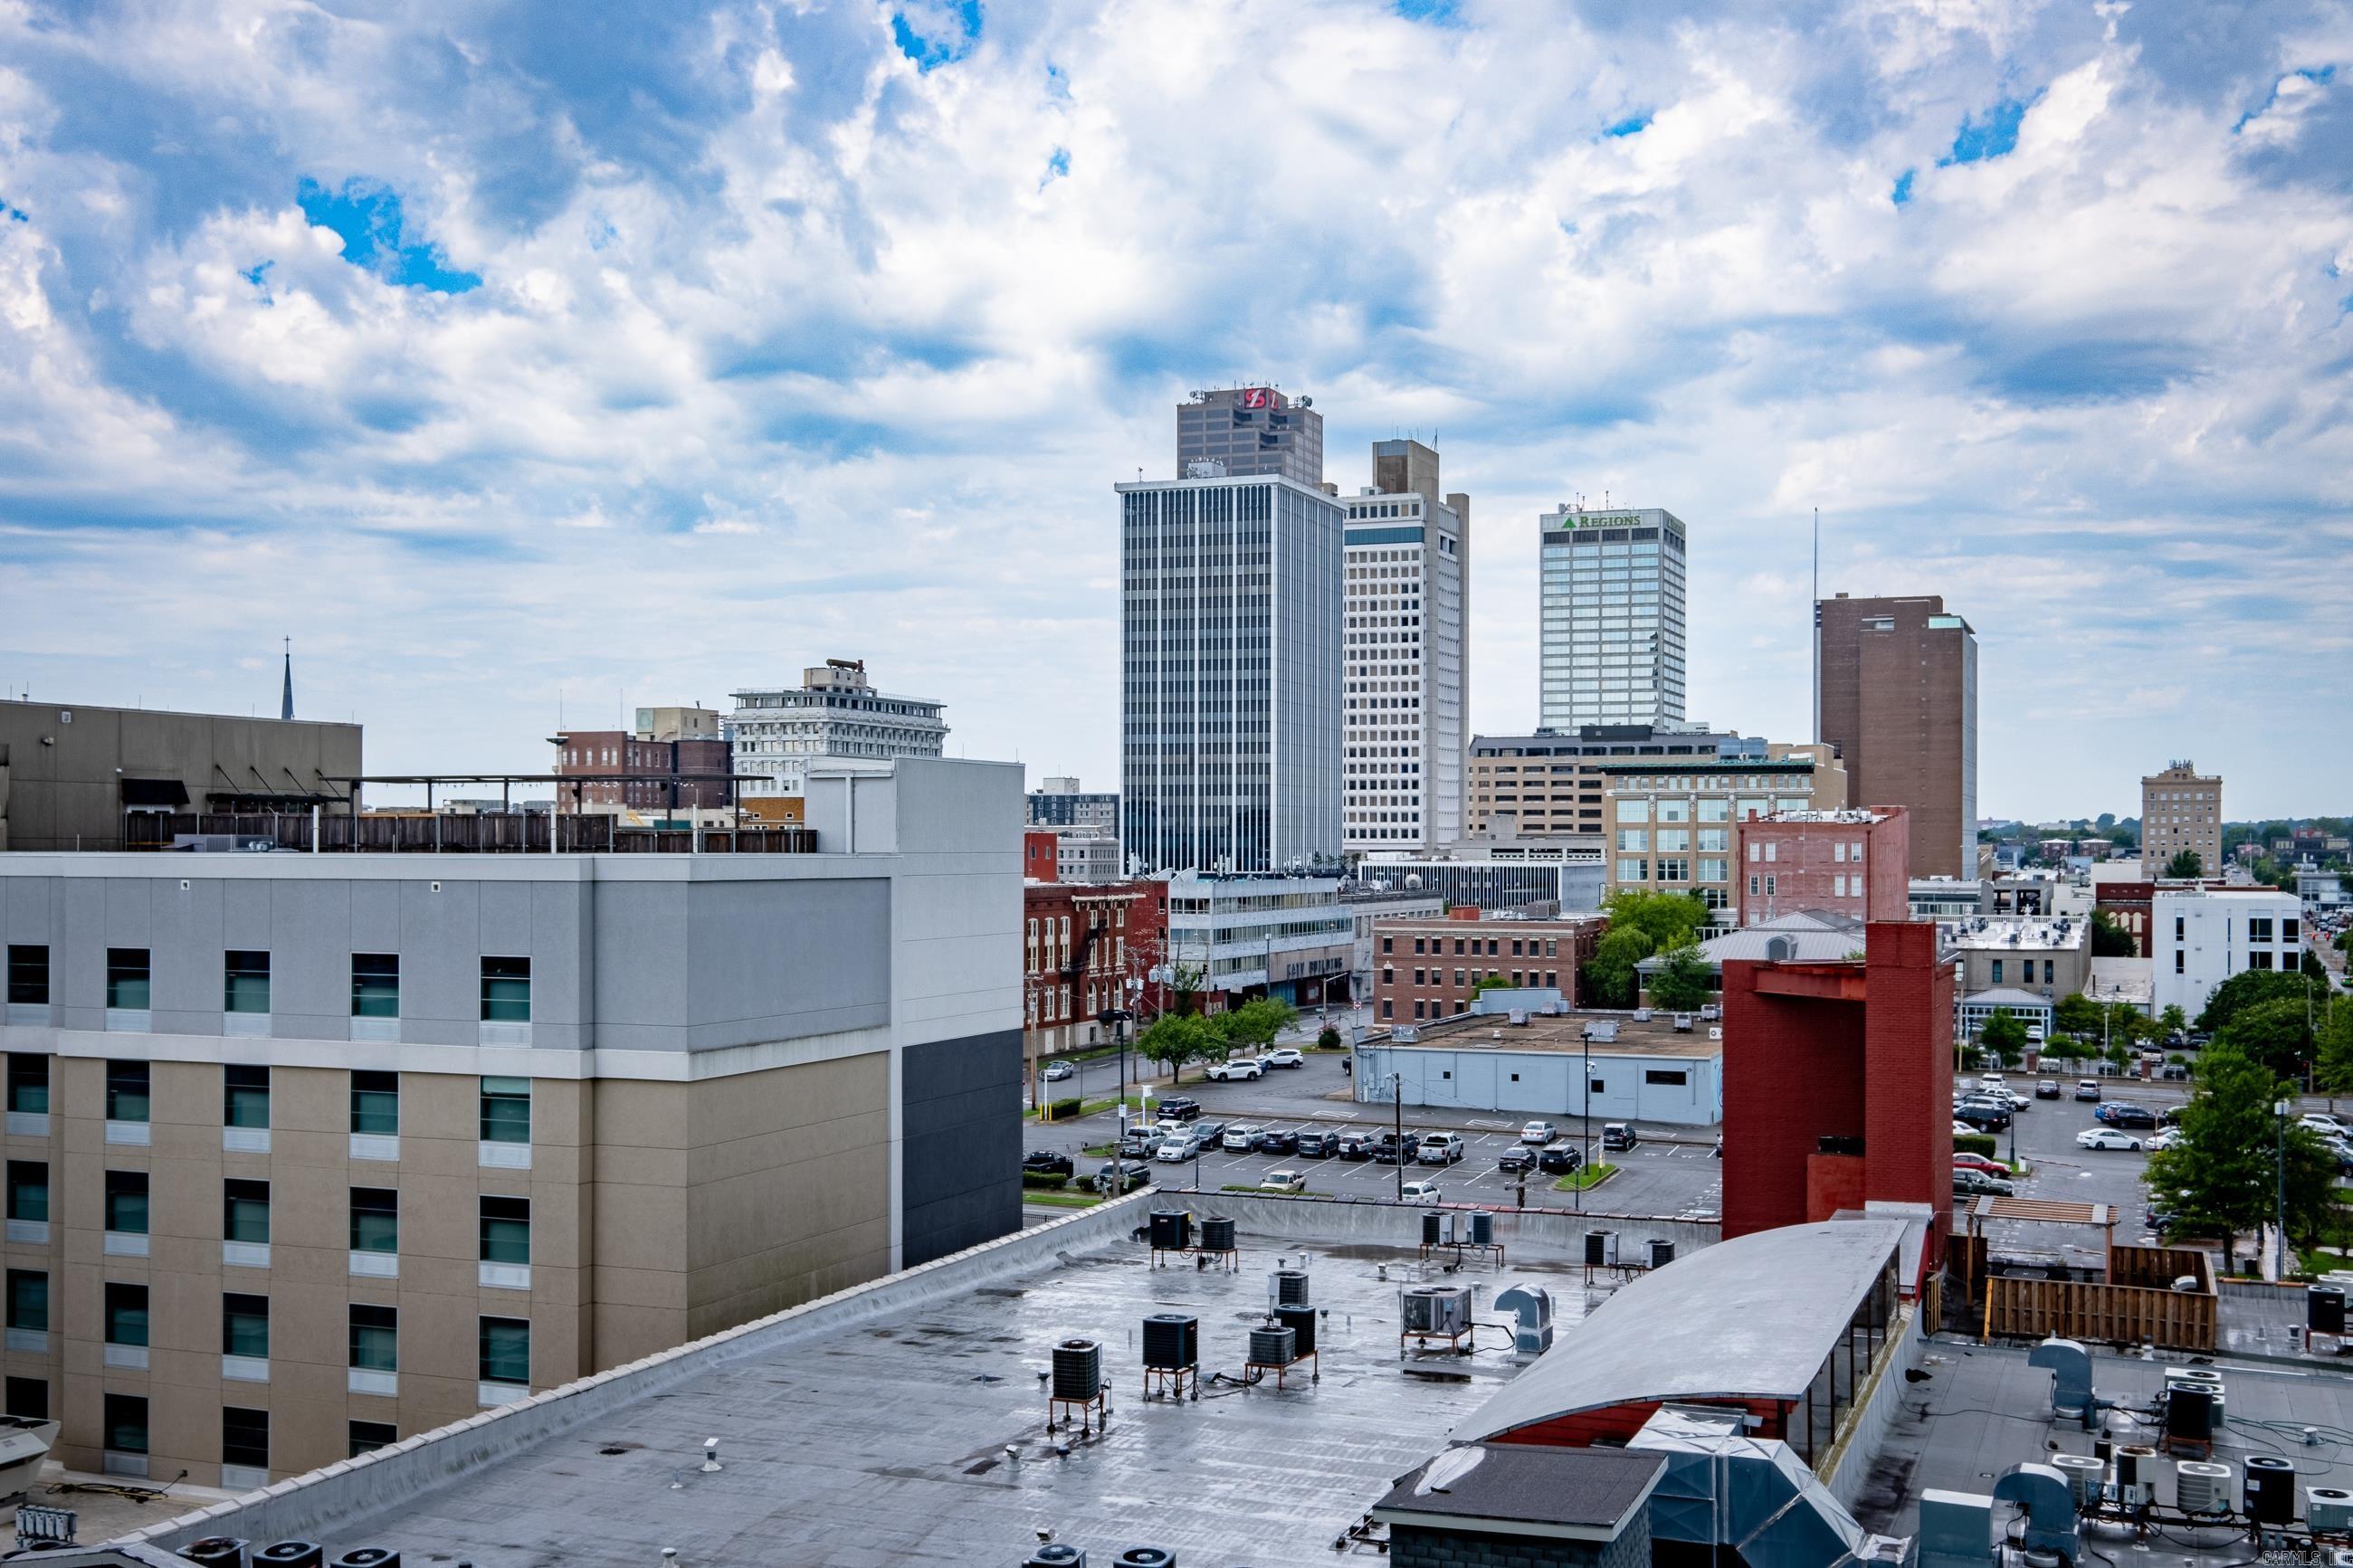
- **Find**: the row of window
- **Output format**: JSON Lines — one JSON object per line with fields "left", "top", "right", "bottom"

{"left": 5, "top": 1167, "right": 531, "bottom": 1262}
{"left": 2, "top": 1057, "right": 529, "bottom": 1142}
{"left": 5, "top": 946, "right": 530, "bottom": 1022}
{"left": 1985, "top": 959, "right": 2059, "bottom": 986}
{"left": 1381, "top": 934, "right": 1562, "bottom": 959}
{"left": 1383, "top": 968, "right": 1561, "bottom": 991}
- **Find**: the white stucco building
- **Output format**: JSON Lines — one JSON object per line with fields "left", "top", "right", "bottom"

{"left": 2151, "top": 887, "right": 2304, "bottom": 1021}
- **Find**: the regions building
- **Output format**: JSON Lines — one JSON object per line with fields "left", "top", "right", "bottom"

{"left": 2141, "top": 760, "right": 2223, "bottom": 877}
{"left": 1467, "top": 724, "right": 1763, "bottom": 840}
{"left": 1343, "top": 439, "right": 1470, "bottom": 854}
{"left": 0, "top": 698, "right": 362, "bottom": 852}
{"left": 1735, "top": 807, "right": 1910, "bottom": 926}
{"left": 2151, "top": 887, "right": 2304, "bottom": 1022}
{"left": 551, "top": 704, "right": 730, "bottom": 815}
{"left": 1118, "top": 471, "right": 1345, "bottom": 874}
{"left": 728, "top": 660, "right": 948, "bottom": 800}
{"left": 1371, "top": 911, "right": 1607, "bottom": 1022}
{"left": 1815, "top": 594, "right": 1977, "bottom": 879}
{"left": 1538, "top": 505, "right": 1690, "bottom": 730}
{"left": 1164, "top": 871, "right": 1353, "bottom": 1012}
{"left": 1598, "top": 745, "right": 1848, "bottom": 924}
{"left": 1176, "top": 385, "right": 1324, "bottom": 487}
{"left": 0, "top": 756, "right": 1020, "bottom": 1487}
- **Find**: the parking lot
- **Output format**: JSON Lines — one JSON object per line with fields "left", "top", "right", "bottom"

{"left": 1962, "top": 1074, "right": 2180, "bottom": 1264}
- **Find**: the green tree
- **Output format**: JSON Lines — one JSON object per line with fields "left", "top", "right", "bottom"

{"left": 1216, "top": 996, "right": 1298, "bottom": 1050}
{"left": 1650, "top": 946, "right": 1715, "bottom": 1012}
{"left": 2196, "top": 968, "right": 2319, "bottom": 1035}
{"left": 1585, "top": 927, "right": 1656, "bottom": 1008}
{"left": 2163, "top": 849, "right": 2205, "bottom": 879}
{"left": 1472, "top": 974, "right": 1510, "bottom": 996}
{"left": 1135, "top": 1012, "right": 1223, "bottom": 1084}
{"left": 2158, "top": 1004, "right": 2189, "bottom": 1040}
{"left": 1980, "top": 1009, "right": 2029, "bottom": 1068}
{"left": 2040, "top": 1034, "right": 2097, "bottom": 1062}
{"left": 2088, "top": 908, "right": 2139, "bottom": 957}
{"left": 1316, "top": 1024, "right": 1343, "bottom": 1051}
{"left": 2146, "top": 1043, "right": 2336, "bottom": 1266}
{"left": 2312, "top": 1000, "right": 2353, "bottom": 1107}
{"left": 2054, "top": 993, "right": 2103, "bottom": 1038}
{"left": 1600, "top": 889, "right": 1710, "bottom": 952}
{"left": 2216, "top": 995, "right": 2316, "bottom": 1079}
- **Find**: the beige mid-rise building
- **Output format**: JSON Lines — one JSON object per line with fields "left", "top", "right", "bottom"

{"left": 0, "top": 757, "right": 1020, "bottom": 1487}
{"left": 1596, "top": 743, "right": 1848, "bottom": 924}
{"left": 2141, "top": 760, "right": 2223, "bottom": 878}
{"left": 1466, "top": 725, "right": 1760, "bottom": 840}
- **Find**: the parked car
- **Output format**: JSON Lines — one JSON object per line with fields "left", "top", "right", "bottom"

{"left": 1952, "top": 1153, "right": 2008, "bottom": 1177}
{"left": 1255, "top": 1127, "right": 1300, "bottom": 1155}
{"left": 1154, "top": 1134, "right": 1201, "bottom": 1162}
{"left": 2074, "top": 1079, "right": 2102, "bottom": 1102}
{"left": 1497, "top": 1145, "right": 1539, "bottom": 1174}
{"left": 1262, "top": 1048, "right": 1305, "bottom": 1069}
{"left": 1418, "top": 1133, "right": 1466, "bottom": 1165}
{"left": 1954, "top": 1103, "right": 2011, "bottom": 1131}
{"left": 2077, "top": 1127, "right": 2144, "bottom": 1152}
{"left": 1259, "top": 1168, "right": 1307, "bottom": 1193}
{"left": 1399, "top": 1180, "right": 1443, "bottom": 1205}
{"left": 1042, "top": 1060, "right": 1075, "bottom": 1082}
{"left": 1096, "top": 1160, "right": 1152, "bottom": 1193}
{"left": 2034, "top": 1079, "right": 2062, "bottom": 1099}
{"left": 1952, "top": 1166, "right": 2016, "bottom": 1197}
{"left": 2144, "top": 1128, "right": 2183, "bottom": 1152}
{"left": 1024, "top": 1150, "right": 1074, "bottom": 1178}
{"left": 1221, "top": 1123, "right": 1263, "bottom": 1153}
{"left": 1159, "top": 1098, "right": 1202, "bottom": 1121}
{"left": 1521, "top": 1120, "right": 1559, "bottom": 1145}
{"left": 1601, "top": 1122, "right": 1638, "bottom": 1152}
{"left": 2302, "top": 1114, "right": 2350, "bottom": 1137}
{"left": 1119, "top": 1130, "right": 1159, "bottom": 1159}
{"left": 1337, "top": 1134, "right": 1374, "bottom": 1162}
{"left": 2157, "top": 1106, "right": 2186, "bottom": 1126}
{"left": 1295, "top": 1129, "right": 1338, "bottom": 1159}
{"left": 2160, "top": 1062, "right": 2191, "bottom": 1080}
{"left": 1538, "top": 1143, "right": 1585, "bottom": 1174}
{"left": 2096, "top": 1103, "right": 2157, "bottom": 1128}
{"left": 1193, "top": 1120, "right": 1228, "bottom": 1145}
{"left": 1952, "top": 1120, "right": 1978, "bottom": 1137}
{"left": 1205, "top": 1058, "right": 1264, "bottom": 1083}
{"left": 1374, "top": 1136, "right": 1421, "bottom": 1165}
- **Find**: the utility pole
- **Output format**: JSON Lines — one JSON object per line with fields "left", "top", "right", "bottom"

{"left": 2276, "top": 1098, "right": 2292, "bottom": 1281}
{"left": 1394, "top": 1072, "right": 1405, "bottom": 1203}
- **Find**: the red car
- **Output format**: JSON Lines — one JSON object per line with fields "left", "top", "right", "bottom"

{"left": 1953, "top": 1154, "right": 2009, "bottom": 1178}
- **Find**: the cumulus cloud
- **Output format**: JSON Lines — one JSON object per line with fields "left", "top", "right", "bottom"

{"left": 0, "top": 0, "right": 2347, "bottom": 815}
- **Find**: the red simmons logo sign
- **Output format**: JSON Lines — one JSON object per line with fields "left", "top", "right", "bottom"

{"left": 1238, "top": 387, "right": 1272, "bottom": 408}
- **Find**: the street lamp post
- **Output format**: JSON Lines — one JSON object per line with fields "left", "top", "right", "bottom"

{"left": 1392, "top": 1072, "right": 1405, "bottom": 1203}
{"left": 1578, "top": 1024, "right": 1594, "bottom": 1212}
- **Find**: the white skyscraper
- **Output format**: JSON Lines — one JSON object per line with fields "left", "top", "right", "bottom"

{"left": 1538, "top": 505, "right": 1688, "bottom": 730}
{"left": 1344, "top": 440, "right": 1469, "bottom": 852}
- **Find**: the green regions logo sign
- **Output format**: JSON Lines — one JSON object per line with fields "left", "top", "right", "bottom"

{"left": 1556, "top": 512, "right": 1642, "bottom": 528}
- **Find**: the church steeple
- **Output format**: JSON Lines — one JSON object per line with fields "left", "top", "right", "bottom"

{"left": 280, "top": 637, "right": 294, "bottom": 721}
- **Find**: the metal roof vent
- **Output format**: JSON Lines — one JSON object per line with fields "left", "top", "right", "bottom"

{"left": 1765, "top": 936, "right": 1796, "bottom": 961}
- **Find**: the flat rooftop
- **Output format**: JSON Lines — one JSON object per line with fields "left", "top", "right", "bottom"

{"left": 126, "top": 1207, "right": 1617, "bottom": 1567}
{"left": 1397, "top": 1010, "right": 1724, "bottom": 1058}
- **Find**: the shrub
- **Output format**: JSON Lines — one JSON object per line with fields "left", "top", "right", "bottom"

{"left": 1021, "top": 1171, "right": 1069, "bottom": 1191}
{"left": 1955, "top": 1134, "right": 1997, "bottom": 1158}
{"left": 1048, "top": 1097, "right": 1083, "bottom": 1120}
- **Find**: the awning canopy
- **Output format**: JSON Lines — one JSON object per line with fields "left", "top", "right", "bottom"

{"left": 119, "top": 778, "right": 190, "bottom": 808}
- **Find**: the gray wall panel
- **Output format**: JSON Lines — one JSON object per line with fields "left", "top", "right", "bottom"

{"left": 272, "top": 879, "right": 349, "bottom": 1037}
{"left": 899, "top": 1028, "right": 1020, "bottom": 1265}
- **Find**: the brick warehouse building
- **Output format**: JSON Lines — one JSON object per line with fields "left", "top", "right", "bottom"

{"left": 1735, "top": 807, "right": 1910, "bottom": 927}
{"left": 1719, "top": 920, "right": 1953, "bottom": 1246}
{"left": 1022, "top": 879, "right": 1167, "bottom": 1072}
{"left": 1372, "top": 910, "right": 1607, "bottom": 1024}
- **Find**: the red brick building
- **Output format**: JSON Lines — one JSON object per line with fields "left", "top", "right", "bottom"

{"left": 1371, "top": 911, "right": 1607, "bottom": 1025}
{"left": 1023, "top": 880, "right": 1167, "bottom": 1067}
{"left": 552, "top": 730, "right": 732, "bottom": 813}
{"left": 1024, "top": 830, "right": 1059, "bottom": 881}
{"left": 1735, "top": 807, "right": 1910, "bottom": 926}
{"left": 1720, "top": 920, "right": 1954, "bottom": 1250}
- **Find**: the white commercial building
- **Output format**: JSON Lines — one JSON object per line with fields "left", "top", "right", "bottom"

{"left": 1354, "top": 1010, "right": 1723, "bottom": 1126}
{"left": 1343, "top": 440, "right": 1469, "bottom": 853}
{"left": 1538, "top": 505, "right": 1689, "bottom": 730}
{"left": 1163, "top": 871, "right": 1353, "bottom": 1010}
{"left": 729, "top": 660, "right": 948, "bottom": 799}
{"left": 2152, "top": 888, "right": 2305, "bottom": 1021}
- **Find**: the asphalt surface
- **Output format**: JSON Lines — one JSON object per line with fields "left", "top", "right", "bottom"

{"left": 1967, "top": 1073, "right": 2175, "bottom": 1263}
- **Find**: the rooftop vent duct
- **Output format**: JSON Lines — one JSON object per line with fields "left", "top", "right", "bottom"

{"left": 1633, "top": 1408, "right": 1909, "bottom": 1568}
{"left": 1494, "top": 1283, "right": 1554, "bottom": 1354}
{"left": 1052, "top": 1339, "right": 1103, "bottom": 1402}
{"left": 1992, "top": 1463, "right": 2080, "bottom": 1561}
{"left": 2028, "top": 1337, "right": 2096, "bottom": 1420}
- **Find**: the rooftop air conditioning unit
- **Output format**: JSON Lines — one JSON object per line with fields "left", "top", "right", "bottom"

{"left": 1402, "top": 1285, "right": 1472, "bottom": 1335}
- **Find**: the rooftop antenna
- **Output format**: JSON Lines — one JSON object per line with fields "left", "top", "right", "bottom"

{"left": 1810, "top": 507, "right": 1820, "bottom": 744}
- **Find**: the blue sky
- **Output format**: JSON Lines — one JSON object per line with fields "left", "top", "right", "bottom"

{"left": 0, "top": 0, "right": 2348, "bottom": 820}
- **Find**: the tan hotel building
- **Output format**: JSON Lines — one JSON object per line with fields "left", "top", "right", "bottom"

{"left": 2141, "top": 760, "right": 2223, "bottom": 877}
{"left": 1596, "top": 745, "right": 1847, "bottom": 922}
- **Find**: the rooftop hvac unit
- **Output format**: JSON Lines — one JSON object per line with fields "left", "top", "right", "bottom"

{"left": 2246, "top": 1455, "right": 2298, "bottom": 1523}
{"left": 1024, "top": 1547, "right": 1087, "bottom": 1568}
{"left": 1248, "top": 1324, "right": 1297, "bottom": 1366}
{"left": 2310, "top": 1488, "right": 2353, "bottom": 1533}
{"left": 2175, "top": 1461, "right": 2232, "bottom": 1516}
{"left": 2312, "top": 1287, "right": 2348, "bottom": 1334}
{"left": 1269, "top": 1269, "right": 1310, "bottom": 1308}
{"left": 2164, "top": 1367, "right": 2225, "bottom": 1418}
{"left": 1647, "top": 1238, "right": 1677, "bottom": 1269}
{"left": 1052, "top": 1338, "right": 1103, "bottom": 1402}
{"left": 1421, "top": 1210, "right": 1445, "bottom": 1246}
{"left": 1115, "top": 1550, "right": 1176, "bottom": 1568}
{"left": 1402, "top": 1285, "right": 1473, "bottom": 1336}
{"left": 2114, "top": 1446, "right": 2167, "bottom": 1507}
{"left": 1467, "top": 1211, "right": 1496, "bottom": 1247}
{"left": 2050, "top": 1454, "right": 2107, "bottom": 1508}
{"left": 185, "top": 1544, "right": 251, "bottom": 1568}
{"left": 253, "top": 1545, "right": 325, "bottom": 1568}
{"left": 329, "top": 1553, "right": 400, "bottom": 1568}
{"left": 1585, "top": 1230, "right": 1619, "bottom": 1267}
{"left": 1274, "top": 1302, "right": 1318, "bottom": 1358}
{"left": 1148, "top": 1211, "right": 1192, "bottom": 1252}
{"left": 1673, "top": 1013, "right": 1694, "bottom": 1032}
{"left": 1142, "top": 1315, "right": 1198, "bottom": 1371}
{"left": 2167, "top": 1386, "right": 2216, "bottom": 1443}
{"left": 1198, "top": 1215, "right": 1236, "bottom": 1254}
{"left": 1632, "top": 1009, "right": 1653, "bottom": 1022}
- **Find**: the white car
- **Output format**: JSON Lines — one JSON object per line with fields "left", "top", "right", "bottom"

{"left": 1952, "top": 1120, "right": 1977, "bottom": 1136}
{"left": 2077, "top": 1127, "right": 2144, "bottom": 1153}
{"left": 2301, "top": 1115, "right": 2348, "bottom": 1137}
{"left": 1262, "top": 1048, "right": 1304, "bottom": 1069}
{"left": 1259, "top": 1169, "right": 1307, "bottom": 1193}
{"left": 1399, "top": 1180, "right": 1443, "bottom": 1205}
{"left": 1205, "top": 1058, "right": 1264, "bottom": 1082}
{"left": 1222, "top": 1123, "right": 1263, "bottom": 1152}
{"left": 2145, "top": 1128, "right": 2183, "bottom": 1152}
{"left": 1042, "top": 1060, "right": 1074, "bottom": 1082}
{"left": 1155, "top": 1135, "right": 1201, "bottom": 1162}
{"left": 1521, "top": 1120, "right": 1559, "bottom": 1145}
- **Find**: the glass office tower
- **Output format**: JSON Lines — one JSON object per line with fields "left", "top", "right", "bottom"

{"left": 1538, "top": 506, "right": 1688, "bottom": 730}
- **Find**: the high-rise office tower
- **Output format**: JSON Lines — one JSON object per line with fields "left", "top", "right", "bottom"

{"left": 1344, "top": 440, "right": 1469, "bottom": 852}
{"left": 2140, "top": 761, "right": 2222, "bottom": 877}
{"left": 1815, "top": 593, "right": 1978, "bottom": 879}
{"left": 1176, "top": 387, "right": 1324, "bottom": 488}
{"left": 1538, "top": 505, "right": 1689, "bottom": 729}
{"left": 1118, "top": 470, "right": 1345, "bottom": 873}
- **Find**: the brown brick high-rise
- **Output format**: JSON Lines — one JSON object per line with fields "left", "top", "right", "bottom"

{"left": 1815, "top": 594, "right": 1977, "bottom": 879}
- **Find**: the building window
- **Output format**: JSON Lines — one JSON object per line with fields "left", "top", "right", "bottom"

{"left": 2175, "top": 951, "right": 2186, "bottom": 974}
{"left": 223, "top": 1179, "right": 271, "bottom": 1244}
{"left": 481, "top": 957, "right": 531, "bottom": 1022}
{"left": 3, "top": 947, "right": 46, "bottom": 1007}
{"left": 350, "top": 1071, "right": 399, "bottom": 1136}
{"left": 1414, "top": 1000, "right": 1426, "bottom": 1020}
{"left": 351, "top": 955, "right": 400, "bottom": 1019}
{"left": 351, "top": 1187, "right": 398, "bottom": 1254}
{"left": 5, "top": 1163, "right": 47, "bottom": 1224}
{"left": 3, "top": 1056, "right": 44, "bottom": 1117}
{"left": 224, "top": 1293, "right": 270, "bottom": 1359}
{"left": 349, "top": 1304, "right": 398, "bottom": 1373}
{"left": 107, "top": 1062, "right": 149, "bottom": 1124}
{"left": 5, "top": 1377, "right": 45, "bottom": 1421}
{"left": 1617, "top": 858, "right": 1647, "bottom": 882}
{"left": 1380, "top": 937, "right": 1393, "bottom": 954}
{"left": 350, "top": 1421, "right": 396, "bottom": 1459}
{"left": 106, "top": 949, "right": 150, "bottom": 1011}
{"left": 104, "top": 1170, "right": 148, "bottom": 1236}
{"left": 481, "top": 1196, "right": 531, "bottom": 1266}
{"left": 104, "top": 1282, "right": 148, "bottom": 1349}
{"left": 1381, "top": 1001, "right": 1393, "bottom": 1019}
{"left": 481, "top": 1078, "right": 531, "bottom": 1145}
{"left": 103, "top": 1394, "right": 148, "bottom": 1459}
{"left": 5, "top": 1270, "right": 46, "bottom": 1333}
{"left": 1643, "top": 1069, "right": 1690, "bottom": 1086}
{"left": 2248, "top": 917, "right": 2274, "bottom": 943}
{"left": 480, "top": 1316, "right": 531, "bottom": 1388}
{"left": 224, "top": 1065, "right": 270, "bottom": 1130}
{"left": 224, "top": 951, "right": 271, "bottom": 1015}
{"left": 222, "top": 1407, "right": 270, "bottom": 1473}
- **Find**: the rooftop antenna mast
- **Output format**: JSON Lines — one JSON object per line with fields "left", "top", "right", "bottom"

{"left": 1810, "top": 508, "right": 1820, "bottom": 743}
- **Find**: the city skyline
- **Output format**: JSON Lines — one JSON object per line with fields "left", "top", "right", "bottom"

{"left": 0, "top": 3, "right": 2348, "bottom": 820}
